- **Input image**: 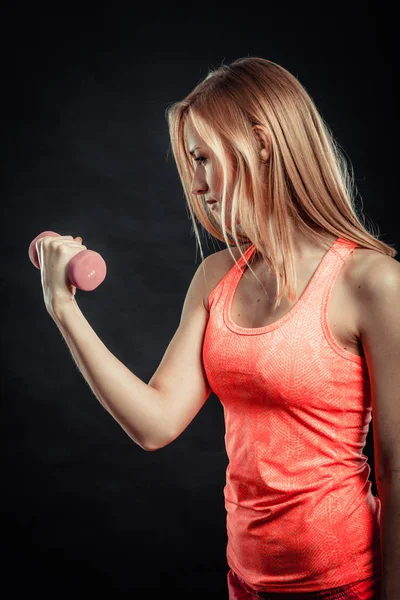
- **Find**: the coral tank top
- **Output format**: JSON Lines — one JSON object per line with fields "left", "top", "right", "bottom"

{"left": 202, "top": 236, "right": 382, "bottom": 593}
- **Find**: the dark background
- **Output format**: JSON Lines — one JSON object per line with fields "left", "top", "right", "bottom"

{"left": 1, "top": 4, "right": 397, "bottom": 598}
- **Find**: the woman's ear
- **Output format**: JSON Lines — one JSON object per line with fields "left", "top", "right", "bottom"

{"left": 253, "top": 125, "right": 271, "bottom": 162}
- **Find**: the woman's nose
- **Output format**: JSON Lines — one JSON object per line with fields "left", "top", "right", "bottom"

{"left": 191, "top": 171, "right": 208, "bottom": 196}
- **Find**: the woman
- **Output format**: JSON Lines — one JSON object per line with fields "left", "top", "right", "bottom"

{"left": 36, "top": 57, "right": 399, "bottom": 600}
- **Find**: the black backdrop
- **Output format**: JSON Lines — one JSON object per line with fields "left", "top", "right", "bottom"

{"left": 1, "top": 4, "right": 397, "bottom": 598}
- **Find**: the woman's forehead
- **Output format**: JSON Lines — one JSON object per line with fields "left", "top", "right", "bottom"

{"left": 184, "top": 120, "right": 202, "bottom": 144}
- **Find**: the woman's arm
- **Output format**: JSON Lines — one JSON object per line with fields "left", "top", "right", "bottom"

{"left": 50, "top": 299, "right": 168, "bottom": 451}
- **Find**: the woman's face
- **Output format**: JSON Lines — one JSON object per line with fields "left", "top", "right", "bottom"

{"left": 184, "top": 119, "right": 229, "bottom": 219}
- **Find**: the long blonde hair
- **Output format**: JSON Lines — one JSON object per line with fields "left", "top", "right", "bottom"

{"left": 166, "top": 57, "right": 397, "bottom": 309}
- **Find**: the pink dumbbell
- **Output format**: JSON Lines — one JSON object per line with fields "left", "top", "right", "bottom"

{"left": 29, "top": 230, "right": 107, "bottom": 291}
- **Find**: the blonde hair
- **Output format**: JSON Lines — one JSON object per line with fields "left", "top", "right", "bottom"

{"left": 166, "top": 56, "right": 397, "bottom": 309}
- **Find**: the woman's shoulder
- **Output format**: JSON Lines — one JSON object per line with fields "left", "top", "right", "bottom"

{"left": 206, "top": 243, "right": 253, "bottom": 274}
{"left": 203, "top": 243, "right": 253, "bottom": 311}
{"left": 347, "top": 247, "right": 394, "bottom": 283}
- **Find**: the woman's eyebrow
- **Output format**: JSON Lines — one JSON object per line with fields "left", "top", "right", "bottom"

{"left": 189, "top": 146, "right": 201, "bottom": 155}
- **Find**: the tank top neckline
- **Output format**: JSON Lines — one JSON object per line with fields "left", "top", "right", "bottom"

{"left": 224, "top": 236, "right": 351, "bottom": 335}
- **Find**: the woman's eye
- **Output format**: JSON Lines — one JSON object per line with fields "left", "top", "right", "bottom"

{"left": 195, "top": 156, "right": 207, "bottom": 166}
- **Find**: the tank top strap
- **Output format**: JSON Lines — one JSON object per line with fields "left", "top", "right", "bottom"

{"left": 306, "top": 236, "right": 359, "bottom": 301}
{"left": 221, "top": 237, "right": 359, "bottom": 310}
{"left": 230, "top": 237, "right": 357, "bottom": 282}
{"left": 235, "top": 243, "right": 257, "bottom": 272}
{"left": 220, "top": 237, "right": 359, "bottom": 336}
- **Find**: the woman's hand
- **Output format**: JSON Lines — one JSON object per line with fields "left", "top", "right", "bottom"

{"left": 35, "top": 235, "right": 87, "bottom": 315}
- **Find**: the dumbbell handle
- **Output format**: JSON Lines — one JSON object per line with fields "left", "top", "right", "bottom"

{"left": 29, "top": 230, "right": 107, "bottom": 291}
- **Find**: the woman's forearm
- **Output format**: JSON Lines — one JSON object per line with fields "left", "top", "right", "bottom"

{"left": 49, "top": 299, "right": 167, "bottom": 450}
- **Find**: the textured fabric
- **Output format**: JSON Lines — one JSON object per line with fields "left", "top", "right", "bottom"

{"left": 227, "top": 568, "right": 382, "bottom": 599}
{"left": 202, "top": 237, "right": 382, "bottom": 593}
